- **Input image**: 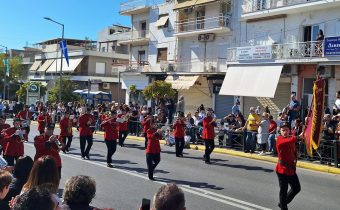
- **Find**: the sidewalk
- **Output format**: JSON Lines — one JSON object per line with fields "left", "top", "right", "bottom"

{"left": 33, "top": 121, "right": 340, "bottom": 175}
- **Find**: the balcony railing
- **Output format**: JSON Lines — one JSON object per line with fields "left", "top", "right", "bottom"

{"left": 160, "top": 58, "right": 227, "bottom": 73}
{"left": 175, "top": 14, "right": 231, "bottom": 33}
{"left": 113, "top": 61, "right": 150, "bottom": 73}
{"left": 227, "top": 41, "right": 325, "bottom": 62}
{"left": 119, "top": 0, "right": 164, "bottom": 14}
{"left": 242, "top": 0, "right": 322, "bottom": 13}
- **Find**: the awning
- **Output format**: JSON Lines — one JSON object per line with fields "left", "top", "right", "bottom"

{"left": 121, "top": 75, "right": 149, "bottom": 90}
{"left": 29, "top": 60, "right": 42, "bottom": 71}
{"left": 46, "top": 57, "right": 83, "bottom": 73}
{"left": 156, "top": 15, "right": 169, "bottom": 27}
{"left": 219, "top": 65, "right": 283, "bottom": 98}
{"left": 37, "top": 60, "right": 54, "bottom": 72}
{"left": 165, "top": 75, "right": 199, "bottom": 90}
{"left": 175, "top": 0, "right": 217, "bottom": 10}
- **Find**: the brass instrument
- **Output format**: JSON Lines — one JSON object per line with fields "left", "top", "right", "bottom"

{"left": 49, "top": 135, "right": 63, "bottom": 149}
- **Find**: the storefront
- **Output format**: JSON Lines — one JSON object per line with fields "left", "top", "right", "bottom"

{"left": 121, "top": 73, "right": 149, "bottom": 105}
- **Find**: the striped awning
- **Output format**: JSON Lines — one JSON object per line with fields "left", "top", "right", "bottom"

{"left": 174, "top": 0, "right": 217, "bottom": 10}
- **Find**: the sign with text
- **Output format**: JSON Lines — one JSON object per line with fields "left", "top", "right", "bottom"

{"left": 236, "top": 45, "right": 272, "bottom": 60}
{"left": 324, "top": 36, "right": 340, "bottom": 56}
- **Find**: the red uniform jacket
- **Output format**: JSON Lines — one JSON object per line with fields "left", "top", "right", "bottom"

{"left": 275, "top": 136, "right": 297, "bottom": 176}
{"left": 34, "top": 134, "right": 62, "bottom": 167}
{"left": 59, "top": 117, "right": 73, "bottom": 137}
{"left": 3, "top": 127, "right": 25, "bottom": 157}
{"left": 78, "top": 114, "right": 95, "bottom": 137}
{"left": 173, "top": 120, "right": 185, "bottom": 138}
{"left": 146, "top": 128, "right": 161, "bottom": 154}
{"left": 142, "top": 118, "right": 151, "bottom": 133}
{"left": 0, "top": 123, "right": 11, "bottom": 148}
{"left": 101, "top": 118, "right": 119, "bottom": 140}
{"left": 117, "top": 114, "right": 128, "bottom": 132}
{"left": 202, "top": 116, "right": 215, "bottom": 140}
{"left": 37, "top": 115, "right": 47, "bottom": 132}
{"left": 17, "top": 110, "right": 32, "bottom": 121}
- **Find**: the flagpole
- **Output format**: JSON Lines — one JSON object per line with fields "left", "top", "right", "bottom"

{"left": 0, "top": 44, "right": 8, "bottom": 100}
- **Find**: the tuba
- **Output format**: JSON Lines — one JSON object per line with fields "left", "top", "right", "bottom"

{"left": 49, "top": 135, "right": 63, "bottom": 149}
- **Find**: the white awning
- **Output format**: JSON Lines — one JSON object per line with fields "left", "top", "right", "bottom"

{"left": 219, "top": 65, "right": 283, "bottom": 98}
{"left": 29, "top": 60, "right": 42, "bottom": 71}
{"left": 165, "top": 75, "right": 199, "bottom": 90}
{"left": 155, "top": 16, "right": 169, "bottom": 27}
{"left": 46, "top": 57, "right": 83, "bottom": 73}
{"left": 121, "top": 75, "right": 149, "bottom": 90}
{"left": 37, "top": 60, "right": 54, "bottom": 72}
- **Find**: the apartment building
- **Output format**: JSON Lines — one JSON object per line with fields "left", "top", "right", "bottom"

{"left": 222, "top": 0, "right": 340, "bottom": 117}
{"left": 28, "top": 38, "right": 129, "bottom": 103}
{"left": 118, "top": 0, "right": 237, "bottom": 116}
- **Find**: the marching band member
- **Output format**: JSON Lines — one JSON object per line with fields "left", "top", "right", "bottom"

{"left": 34, "top": 123, "right": 63, "bottom": 178}
{"left": 0, "top": 116, "right": 10, "bottom": 154}
{"left": 117, "top": 109, "right": 129, "bottom": 147}
{"left": 142, "top": 114, "right": 152, "bottom": 149}
{"left": 36, "top": 109, "right": 52, "bottom": 135}
{"left": 202, "top": 110, "right": 216, "bottom": 164}
{"left": 59, "top": 111, "right": 74, "bottom": 153}
{"left": 2, "top": 118, "right": 26, "bottom": 166}
{"left": 78, "top": 107, "right": 95, "bottom": 160}
{"left": 17, "top": 105, "right": 32, "bottom": 140}
{"left": 100, "top": 111, "right": 119, "bottom": 168}
{"left": 146, "top": 122, "right": 163, "bottom": 181}
{"left": 173, "top": 114, "right": 186, "bottom": 157}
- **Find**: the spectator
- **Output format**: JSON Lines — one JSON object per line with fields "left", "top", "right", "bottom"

{"left": 231, "top": 101, "right": 240, "bottom": 116}
{"left": 255, "top": 106, "right": 261, "bottom": 115}
{"left": 164, "top": 94, "right": 175, "bottom": 125}
{"left": 62, "top": 175, "right": 99, "bottom": 210}
{"left": 257, "top": 113, "right": 269, "bottom": 156}
{"left": 176, "top": 96, "right": 185, "bottom": 117}
{"left": 0, "top": 170, "right": 12, "bottom": 200}
{"left": 287, "top": 94, "right": 301, "bottom": 128}
{"left": 322, "top": 114, "right": 336, "bottom": 140}
{"left": 152, "top": 184, "right": 186, "bottom": 210}
{"left": 12, "top": 185, "right": 59, "bottom": 210}
{"left": 268, "top": 115, "right": 277, "bottom": 154}
{"left": 22, "top": 156, "right": 60, "bottom": 194}
{"left": 2, "top": 156, "right": 34, "bottom": 210}
{"left": 264, "top": 106, "right": 270, "bottom": 114}
{"left": 243, "top": 107, "right": 261, "bottom": 153}
{"left": 333, "top": 91, "right": 340, "bottom": 115}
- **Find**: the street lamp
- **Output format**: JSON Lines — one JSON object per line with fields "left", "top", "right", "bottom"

{"left": 44, "top": 17, "right": 64, "bottom": 103}
{"left": 0, "top": 44, "right": 8, "bottom": 100}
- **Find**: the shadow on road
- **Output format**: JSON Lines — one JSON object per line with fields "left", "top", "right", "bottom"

{"left": 156, "top": 177, "right": 224, "bottom": 190}
{"left": 212, "top": 162, "right": 274, "bottom": 173}
{"left": 67, "top": 152, "right": 105, "bottom": 158}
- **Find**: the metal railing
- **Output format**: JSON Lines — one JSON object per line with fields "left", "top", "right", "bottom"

{"left": 112, "top": 61, "right": 150, "bottom": 72}
{"left": 161, "top": 58, "right": 227, "bottom": 73}
{"left": 242, "top": 0, "right": 323, "bottom": 13}
{"left": 227, "top": 41, "right": 324, "bottom": 62}
{"left": 175, "top": 14, "right": 231, "bottom": 33}
{"left": 118, "top": 30, "right": 150, "bottom": 42}
{"left": 119, "top": 0, "right": 164, "bottom": 13}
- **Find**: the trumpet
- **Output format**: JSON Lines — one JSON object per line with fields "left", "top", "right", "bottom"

{"left": 49, "top": 135, "right": 63, "bottom": 149}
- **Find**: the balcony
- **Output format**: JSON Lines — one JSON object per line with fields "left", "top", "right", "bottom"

{"left": 160, "top": 59, "right": 227, "bottom": 73}
{"left": 112, "top": 62, "right": 150, "bottom": 73}
{"left": 119, "top": 0, "right": 164, "bottom": 15}
{"left": 117, "top": 30, "right": 150, "bottom": 46}
{"left": 227, "top": 41, "right": 326, "bottom": 63}
{"left": 174, "top": 14, "right": 231, "bottom": 37}
{"left": 242, "top": 0, "right": 340, "bottom": 20}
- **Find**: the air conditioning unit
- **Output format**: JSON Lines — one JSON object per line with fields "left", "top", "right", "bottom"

{"left": 317, "top": 66, "right": 334, "bottom": 78}
{"left": 198, "top": 33, "right": 215, "bottom": 42}
{"left": 103, "top": 83, "right": 110, "bottom": 90}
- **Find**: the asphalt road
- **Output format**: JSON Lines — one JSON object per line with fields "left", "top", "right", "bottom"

{"left": 21, "top": 122, "right": 340, "bottom": 210}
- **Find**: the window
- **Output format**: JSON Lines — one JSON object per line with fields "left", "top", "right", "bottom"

{"left": 109, "top": 29, "right": 115, "bottom": 35}
{"left": 95, "top": 62, "right": 106, "bottom": 74}
{"left": 138, "top": 51, "right": 146, "bottom": 64}
{"left": 157, "top": 48, "right": 168, "bottom": 63}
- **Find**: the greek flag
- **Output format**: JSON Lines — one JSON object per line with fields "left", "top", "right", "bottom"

{"left": 59, "top": 40, "right": 69, "bottom": 67}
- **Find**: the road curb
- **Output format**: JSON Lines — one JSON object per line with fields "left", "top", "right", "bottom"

{"left": 32, "top": 122, "right": 340, "bottom": 175}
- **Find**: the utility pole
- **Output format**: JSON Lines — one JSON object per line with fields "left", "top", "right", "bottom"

{"left": 0, "top": 44, "right": 8, "bottom": 100}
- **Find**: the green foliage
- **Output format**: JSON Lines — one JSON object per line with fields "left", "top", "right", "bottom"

{"left": 16, "top": 81, "right": 47, "bottom": 102}
{"left": 47, "top": 78, "right": 80, "bottom": 103}
{"left": 129, "top": 84, "right": 137, "bottom": 93}
{"left": 0, "top": 54, "right": 25, "bottom": 81}
{"left": 142, "top": 80, "right": 176, "bottom": 100}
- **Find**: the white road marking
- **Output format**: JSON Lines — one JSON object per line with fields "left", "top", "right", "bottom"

{"left": 25, "top": 143, "right": 272, "bottom": 210}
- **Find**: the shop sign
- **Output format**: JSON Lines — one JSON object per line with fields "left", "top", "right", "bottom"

{"left": 236, "top": 45, "right": 272, "bottom": 60}
{"left": 324, "top": 36, "right": 340, "bottom": 56}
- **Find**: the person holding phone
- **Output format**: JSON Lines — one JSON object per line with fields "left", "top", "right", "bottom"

{"left": 2, "top": 118, "right": 26, "bottom": 166}
{"left": 146, "top": 122, "right": 162, "bottom": 181}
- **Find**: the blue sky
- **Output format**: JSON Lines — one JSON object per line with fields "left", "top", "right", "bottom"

{"left": 0, "top": 0, "right": 130, "bottom": 50}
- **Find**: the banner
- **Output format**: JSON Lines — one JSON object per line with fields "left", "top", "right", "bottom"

{"left": 59, "top": 40, "right": 69, "bottom": 67}
{"left": 304, "top": 78, "right": 325, "bottom": 157}
{"left": 2, "top": 58, "right": 10, "bottom": 77}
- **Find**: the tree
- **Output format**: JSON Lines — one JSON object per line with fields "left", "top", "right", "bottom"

{"left": 47, "top": 78, "right": 80, "bottom": 103}
{"left": 16, "top": 81, "right": 47, "bottom": 102}
{"left": 0, "top": 54, "right": 25, "bottom": 81}
{"left": 142, "top": 80, "right": 176, "bottom": 100}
